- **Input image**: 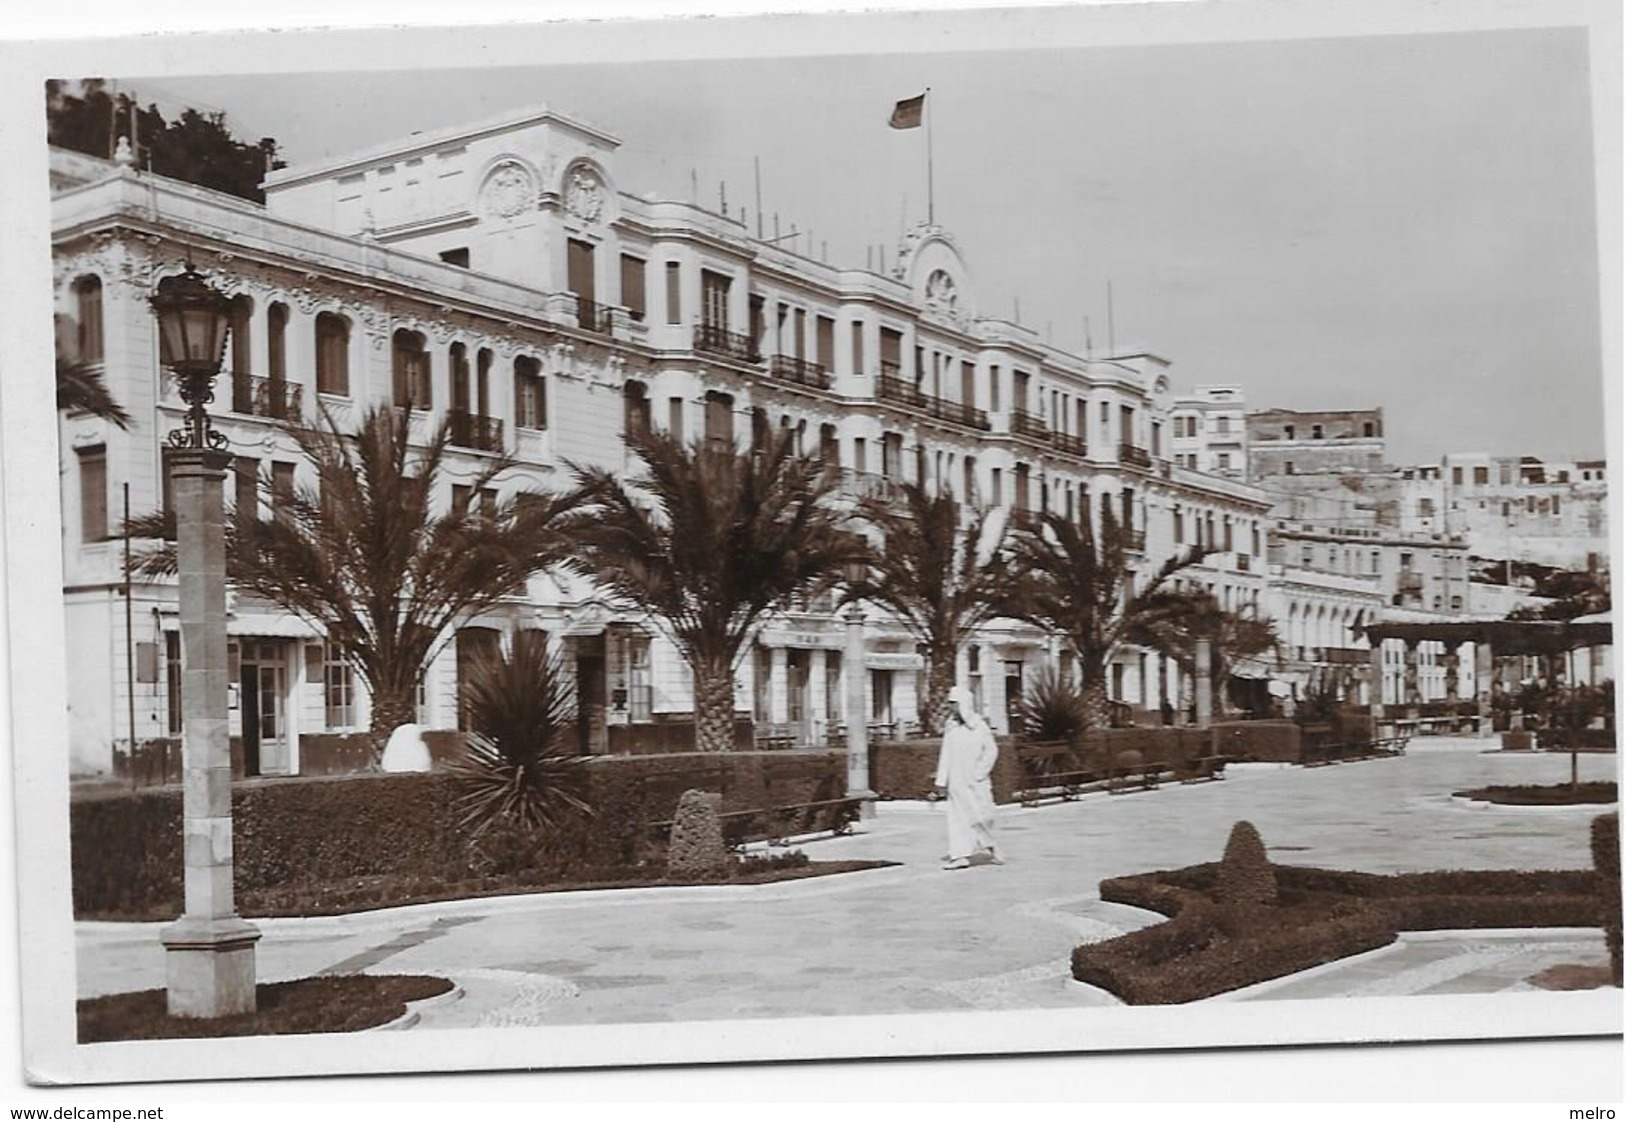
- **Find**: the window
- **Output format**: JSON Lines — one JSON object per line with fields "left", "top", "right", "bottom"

{"left": 700, "top": 269, "right": 731, "bottom": 329}
{"left": 668, "top": 396, "right": 685, "bottom": 437}
{"left": 1285, "top": 461, "right": 1295, "bottom": 475}
{"left": 267, "top": 303, "right": 289, "bottom": 383}
{"left": 314, "top": 313, "right": 350, "bottom": 396}
{"left": 439, "top": 247, "right": 470, "bottom": 268}
{"left": 1526, "top": 495, "right": 1536, "bottom": 513}
{"left": 851, "top": 321, "right": 865, "bottom": 375}
{"left": 1451, "top": 467, "right": 1463, "bottom": 486}
{"left": 567, "top": 239, "right": 597, "bottom": 325}
{"left": 391, "top": 329, "right": 431, "bottom": 410}
{"left": 820, "top": 423, "right": 839, "bottom": 470}
{"left": 665, "top": 261, "right": 682, "bottom": 324}
{"left": 233, "top": 456, "right": 258, "bottom": 535}
{"left": 1553, "top": 496, "right": 1561, "bottom": 516}
{"left": 879, "top": 327, "right": 902, "bottom": 377}
{"left": 1283, "top": 424, "right": 1294, "bottom": 440}
{"left": 271, "top": 462, "right": 296, "bottom": 526}
{"left": 624, "top": 381, "right": 651, "bottom": 439}
{"left": 963, "top": 456, "right": 977, "bottom": 502}
{"left": 990, "top": 468, "right": 1002, "bottom": 506}
{"left": 1418, "top": 498, "right": 1435, "bottom": 518}
{"left": 515, "top": 356, "right": 546, "bottom": 430}
{"left": 73, "top": 275, "right": 103, "bottom": 364}
{"left": 1473, "top": 466, "right": 1489, "bottom": 486}
{"left": 165, "top": 630, "right": 183, "bottom": 735}
{"left": 621, "top": 255, "right": 647, "bottom": 322}
{"left": 1311, "top": 424, "right": 1324, "bottom": 440}
{"left": 1173, "top": 508, "right": 1184, "bottom": 543}
{"left": 323, "top": 643, "right": 356, "bottom": 729}
{"left": 1217, "top": 452, "right": 1232, "bottom": 472}
{"left": 817, "top": 316, "right": 836, "bottom": 370}
{"left": 77, "top": 446, "right": 107, "bottom": 542}
{"left": 704, "top": 391, "right": 733, "bottom": 451}
{"left": 229, "top": 295, "right": 254, "bottom": 412}
{"left": 1216, "top": 416, "right": 1230, "bottom": 436}
{"left": 1363, "top": 421, "right": 1375, "bottom": 437}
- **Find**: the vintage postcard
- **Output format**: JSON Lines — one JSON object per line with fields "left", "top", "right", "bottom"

{"left": 2, "top": 0, "right": 1620, "bottom": 1099}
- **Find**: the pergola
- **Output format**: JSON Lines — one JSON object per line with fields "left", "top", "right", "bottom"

{"left": 1361, "top": 610, "right": 1613, "bottom": 730}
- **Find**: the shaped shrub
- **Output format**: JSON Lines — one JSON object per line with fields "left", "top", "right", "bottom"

{"left": 665, "top": 789, "right": 730, "bottom": 882}
{"left": 1217, "top": 820, "right": 1277, "bottom": 910}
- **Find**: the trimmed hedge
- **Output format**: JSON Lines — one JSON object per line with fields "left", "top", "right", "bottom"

{"left": 1455, "top": 782, "right": 1618, "bottom": 806}
{"left": 71, "top": 750, "right": 852, "bottom": 919}
{"left": 1596, "top": 813, "right": 1621, "bottom": 986}
{"left": 1076, "top": 859, "right": 1606, "bottom": 1004}
{"left": 868, "top": 737, "right": 1025, "bottom": 804}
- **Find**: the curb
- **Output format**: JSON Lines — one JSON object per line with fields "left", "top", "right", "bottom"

{"left": 369, "top": 979, "right": 464, "bottom": 1032}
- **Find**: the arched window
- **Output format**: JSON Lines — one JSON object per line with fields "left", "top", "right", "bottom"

{"left": 623, "top": 380, "right": 650, "bottom": 439}
{"left": 229, "top": 295, "right": 254, "bottom": 412}
{"left": 72, "top": 276, "right": 103, "bottom": 365}
{"left": 515, "top": 356, "right": 546, "bottom": 431}
{"left": 314, "top": 312, "right": 351, "bottom": 396}
{"left": 391, "top": 329, "right": 430, "bottom": 410}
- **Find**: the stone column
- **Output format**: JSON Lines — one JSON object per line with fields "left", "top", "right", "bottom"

{"left": 844, "top": 608, "right": 874, "bottom": 815}
{"left": 768, "top": 644, "right": 789, "bottom": 726}
{"left": 160, "top": 450, "right": 260, "bottom": 1018}
{"left": 1475, "top": 638, "right": 1496, "bottom": 735}
{"left": 1194, "top": 637, "right": 1213, "bottom": 729}
{"left": 1403, "top": 639, "right": 1421, "bottom": 709}
{"left": 809, "top": 648, "right": 828, "bottom": 746}
{"left": 1368, "top": 640, "right": 1386, "bottom": 724}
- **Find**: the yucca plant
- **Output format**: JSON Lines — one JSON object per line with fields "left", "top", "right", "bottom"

{"left": 449, "top": 630, "right": 594, "bottom": 840}
{"left": 1017, "top": 665, "right": 1091, "bottom": 744}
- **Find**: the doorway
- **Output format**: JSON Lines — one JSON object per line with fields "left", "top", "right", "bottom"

{"left": 237, "top": 639, "right": 286, "bottom": 777}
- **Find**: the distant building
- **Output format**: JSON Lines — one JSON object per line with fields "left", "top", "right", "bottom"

{"left": 1246, "top": 407, "right": 1385, "bottom": 479}
{"left": 1169, "top": 384, "right": 1248, "bottom": 480}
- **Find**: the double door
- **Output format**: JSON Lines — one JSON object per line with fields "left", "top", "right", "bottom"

{"left": 236, "top": 639, "right": 286, "bottom": 777}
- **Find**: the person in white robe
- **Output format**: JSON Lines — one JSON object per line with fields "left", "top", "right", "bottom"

{"left": 932, "top": 686, "right": 1001, "bottom": 870}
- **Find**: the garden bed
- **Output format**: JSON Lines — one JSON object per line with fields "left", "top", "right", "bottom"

{"left": 1455, "top": 782, "right": 1618, "bottom": 806}
{"left": 78, "top": 974, "right": 453, "bottom": 1041}
{"left": 1073, "top": 861, "right": 1603, "bottom": 1004}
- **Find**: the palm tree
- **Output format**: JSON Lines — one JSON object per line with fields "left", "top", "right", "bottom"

{"left": 1004, "top": 503, "right": 1206, "bottom": 730}
{"left": 846, "top": 481, "right": 1010, "bottom": 736}
{"left": 571, "top": 426, "right": 861, "bottom": 753}
{"left": 1129, "top": 592, "right": 1280, "bottom": 718}
{"left": 131, "top": 404, "right": 581, "bottom": 759}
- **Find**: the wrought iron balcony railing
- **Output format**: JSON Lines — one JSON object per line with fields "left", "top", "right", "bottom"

{"left": 1119, "top": 443, "right": 1153, "bottom": 468}
{"left": 876, "top": 374, "right": 992, "bottom": 431}
{"left": 447, "top": 409, "right": 505, "bottom": 453}
{"left": 1010, "top": 407, "right": 1051, "bottom": 442}
{"left": 1124, "top": 528, "right": 1147, "bottom": 552}
{"left": 1050, "top": 432, "right": 1088, "bottom": 458}
{"left": 694, "top": 322, "right": 762, "bottom": 364}
{"left": 770, "top": 354, "right": 831, "bottom": 390}
{"left": 575, "top": 296, "right": 611, "bottom": 335}
{"left": 241, "top": 376, "right": 303, "bottom": 422}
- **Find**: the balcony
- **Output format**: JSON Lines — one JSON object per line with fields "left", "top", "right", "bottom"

{"left": 575, "top": 296, "right": 612, "bottom": 335}
{"left": 694, "top": 322, "right": 762, "bottom": 365}
{"left": 839, "top": 469, "right": 906, "bottom": 504}
{"left": 1051, "top": 431, "right": 1088, "bottom": 458}
{"left": 1322, "top": 647, "right": 1368, "bottom": 666}
{"left": 235, "top": 376, "right": 303, "bottom": 422}
{"left": 1010, "top": 407, "right": 1052, "bottom": 442}
{"left": 770, "top": 354, "right": 831, "bottom": 391}
{"left": 448, "top": 409, "right": 504, "bottom": 453}
{"left": 1123, "top": 528, "right": 1147, "bottom": 552}
{"left": 1398, "top": 571, "right": 1424, "bottom": 594}
{"left": 1119, "top": 443, "right": 1153, "bottom": 469}
{"left": 876, "top": 374, "right": 992, "bottom": 432}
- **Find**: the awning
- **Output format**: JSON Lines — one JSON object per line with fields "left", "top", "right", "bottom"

{"left": 156, "top": 608, "right": 322, "bottom": 639}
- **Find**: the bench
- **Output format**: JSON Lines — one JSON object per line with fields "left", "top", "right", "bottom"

{"left": 1178, "top": 754, "right": 1229, "bottom": 783}
{"left": 1013, "top": 743, "right": 1097, "bottom": 806}
{"left": 753, "top": 723, "right": 797, "bottom": 751}
{"left": 647, "top": 795, "right": 863, "bottom": 848}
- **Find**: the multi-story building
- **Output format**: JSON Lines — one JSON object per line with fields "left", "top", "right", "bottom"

{"left": 1264, "top": 564, "right": 1385, "bottom": 705}
{"left": 51, "top": 104, "right": 1274, "bottom": 777}
{"left": 1246, "top": 406, "right": 1385, "bottom": 480}
{"left": 1168, "top": 384, "right": 1247, "bottom": 480}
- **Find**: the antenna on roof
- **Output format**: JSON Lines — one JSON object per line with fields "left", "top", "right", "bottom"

{"left": 773, "top": 213, "right": 780, "bottom": 241}
{"left": 1084, "top": 316, "right": 1093, "bottom": 359}
{"left": 690, "top": 168, "right": 698, "bottom": 202}
{"left": 754, "top": 157, "right": 764, "bottom": 238}
{"left": 719, "top": 181, "right": 728, "bottom": 216}
{"left": 1107, "top": 280, "right": 1115, "bottom": 356}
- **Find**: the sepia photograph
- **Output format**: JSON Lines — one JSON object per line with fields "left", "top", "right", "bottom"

{"left": 1, "top": 0, "right": 1620, "bottom": 1101}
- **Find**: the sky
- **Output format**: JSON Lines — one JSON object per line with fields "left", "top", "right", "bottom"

{"left": 115, "top": 20, "right": 1607, "bottom": 467}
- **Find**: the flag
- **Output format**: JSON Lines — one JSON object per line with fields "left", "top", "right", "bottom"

{"left": 889, "top": 93, "right": 926, "bottom": 130}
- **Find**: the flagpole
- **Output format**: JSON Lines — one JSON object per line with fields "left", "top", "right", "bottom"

{"left": 925, "top": 86, "right": 934, "bottom": 226}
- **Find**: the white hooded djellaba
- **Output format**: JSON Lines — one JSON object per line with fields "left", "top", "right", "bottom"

{"left": 934, "top": 687, "right": 1000, "bottom": 867}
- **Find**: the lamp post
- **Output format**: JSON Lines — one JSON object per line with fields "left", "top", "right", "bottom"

{"left": 843, "top": 560, "right": 876, "bottom": 816}
{"left": 150, "top": 266, "right": 260, "bottom": 1018}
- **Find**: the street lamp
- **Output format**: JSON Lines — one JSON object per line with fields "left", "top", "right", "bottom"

{"left": 843, "top": 558, "right": 876, "bottom": 815}
{"left": 149, "top": 266, "right": 260, "bottom": 1018}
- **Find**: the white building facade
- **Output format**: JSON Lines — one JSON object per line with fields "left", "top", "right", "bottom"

{"left": 52, "top": 105, "right": 1274, "bottom": 777}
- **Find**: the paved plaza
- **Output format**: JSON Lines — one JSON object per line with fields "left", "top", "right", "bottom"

{"left": 76, "top": 739, "right": 1619, "bottom": 1027}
